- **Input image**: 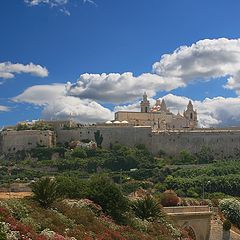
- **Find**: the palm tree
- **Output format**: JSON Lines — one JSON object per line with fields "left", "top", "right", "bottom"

{"left": 32, "top": 177, "right": 59, "bottom": 208}
{"left": 132, "top": 195, "right": 163, "bottom": 221}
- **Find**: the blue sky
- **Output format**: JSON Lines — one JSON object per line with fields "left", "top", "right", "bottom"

{"left": 1, "top": 0, "right": 240, "bottom": 127}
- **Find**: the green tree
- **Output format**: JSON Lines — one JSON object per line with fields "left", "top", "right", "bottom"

{"left": 132, "top": 196, "right": 163, "bottom": 221}
{"left": 195, "top": 145, "right": 215, "bottom": 164}
{"left": 32, "top": 177, "right": 59, "bottom": 208}
{"left": 71, "top": 147, "right": 87, "bottom": 158}
{"left": 94, "top": 130, "right": 103, "bottom": 148}
{"left": 88, "top": 175, "right": 129, "bottom": 223}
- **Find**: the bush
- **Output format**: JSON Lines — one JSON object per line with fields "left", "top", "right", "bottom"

{"left": 88, "top": 175, "right": 129, "bottom": 223}
{"left": 71, "top": 147, "right": 87, "bottom": 158}
{"left": 32, "top": 177, "right": 59, "bottom": 208}
{"left": 219, "top": 198, "right": 240, "bottom": 228}
{"left": 160, "top": 190, "right": 179, "bottom": 207}
{"left": 132, "top": 196, "right": 163, "bottom": 221}
{"left": 223, "top": 219, "right": 231, "bottom": 231}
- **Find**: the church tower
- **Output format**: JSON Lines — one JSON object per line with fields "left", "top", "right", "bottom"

{"left": 140, "top": 92, "right": 150, "bottom": 113}
{"left": 160, "top": 99, "right": 167, "bottom": 112}
{"left": 184, "top": 100, "right": 198, "bottom": 128}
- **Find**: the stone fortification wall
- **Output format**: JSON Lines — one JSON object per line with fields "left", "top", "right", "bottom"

{"left": 2, "top": 125, "right": 240, "bottom": 158}
{"left": 0, "top": 130, "right": 56, "bottom": 154}
{"left": 57, "top": 126, "right": 152, "bottom": 149}
{"left": 58, "top": 127, "right": 240, "bottom": 157}
{"left": 152, "top": 129, "right": 240, "bottom": 157}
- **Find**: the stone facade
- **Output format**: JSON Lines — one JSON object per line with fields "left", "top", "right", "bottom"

{"left": 115, "top": 94, "right": 198, "bottom": 130}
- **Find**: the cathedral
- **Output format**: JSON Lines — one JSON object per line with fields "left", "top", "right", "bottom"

{"left": 114, "top": 93, "right": 198, "bottom": 130}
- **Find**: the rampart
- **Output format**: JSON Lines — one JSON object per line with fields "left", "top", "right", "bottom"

{"left": 0, "top": 130, "right": 56, "bottom": 154}
{"left": 57, "top": 126, "right": 240, "bottom": 157}
{"left": 2, "top": 125, "right": 240, "bottom": 157}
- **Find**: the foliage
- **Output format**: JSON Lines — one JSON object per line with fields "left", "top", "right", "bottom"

{"left": 31, "top": 147, "right": 66, "bottom": 160}
{"left": 16, "top": 123, "right": 30, "bottom": 131}
{"left": 132, "top": 196, "right": 163, "bottom": 221}
{"left": 195, "top": 145, "right": 215, "bottom": 164}
{"left": 88, "top": 175, "right": 129, "bottom": 223}
{"left": 0, "top": 223, "right": 7, "bottom": 240}
{"left": 223, "top": 219, "right": 231, "bottom": 231}
{"left": 171, "top": 150, "right": 196, "bottom": 165}
{"left": 94, "top": 130, "right": 103, "bottom": 148}
{"left": 32, "top": 177, "right": 59, "bottom": 208}
{"left": 56, "top": 176, "right": 89, "bottom": 199}
{"left": 219, "top": 198, "right": 240, "bottom": 228}
{"left": 71, "top": 147, "right": 87, "bottom": 158}
{"left": 160, "top": 190, "right": 179, "bottom": 207}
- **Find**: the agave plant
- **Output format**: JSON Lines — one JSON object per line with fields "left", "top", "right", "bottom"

{"left": 132, "top": 195, "right": 163, "bottom": 221}
{"left": 32, "top": 177, "right": 59, "bottom": 208}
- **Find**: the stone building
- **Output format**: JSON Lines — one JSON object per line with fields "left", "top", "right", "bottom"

{"left": 115, "top": 93, "right": 198, "bottom": 130}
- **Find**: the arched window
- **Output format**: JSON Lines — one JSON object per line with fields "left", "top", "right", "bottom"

{"left": 190, "top": 112, "right": 193, "bottom": 119}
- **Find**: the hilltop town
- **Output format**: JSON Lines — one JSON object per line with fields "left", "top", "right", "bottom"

{"left": 1, "top": 93, "right": 240, "bottom": 160}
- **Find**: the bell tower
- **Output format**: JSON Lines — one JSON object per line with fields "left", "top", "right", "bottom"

{"left": 140, "top": 92, "right": 150, "bottom": 113}
{"left": 184, "top": 100, "right": 198, "bottom": 128}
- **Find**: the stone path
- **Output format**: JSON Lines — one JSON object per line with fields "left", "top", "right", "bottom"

{"left": 209, "top": 216, "right": 240, "bottom": 240}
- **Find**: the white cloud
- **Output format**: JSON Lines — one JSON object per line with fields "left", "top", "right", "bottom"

{"left": 24, "top": 0, "right": 96, "bottom": 14}
{"left": 24, "top": 0, "right": 68, "bottom": 6}
{"left": 13, "top": 84, "right": 113, "bottom": 123}
{"left": 66, "top": 73, "right": 167, "bottom": 103}
{"left": 13, "top": 84, "right": 66, "bottom": 105}
{"left": 66, "top": 38, "right": 240, "bottom": 103}
{"left": 0, "top": 62, "right": 48, "bottom": 80}
{"left": 0, "top": 105, "right": 9, "bottom": 112}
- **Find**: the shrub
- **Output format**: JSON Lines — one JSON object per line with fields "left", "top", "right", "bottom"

{"left": 219, "top": 198, "right": 240, "bottom": 228}
{"left": 71, "top": 147, "right": 87, "bottom": 158}
{"left": 32, "top": 177, "right": 59, "bottom": 208}
{"left": 0, "top": 223, "right": 7, "bottom": 240}
{"left": 132, "top": 196, "right": 163, "bottom": 221}
{"left": 160, "top": 190, "right": 179, "bottom": 207}
{"left": 88, "top": 175, "right": 129, "bottom": 223}
{"left": 223, "top": 219, "right": 231, "bottom": 231}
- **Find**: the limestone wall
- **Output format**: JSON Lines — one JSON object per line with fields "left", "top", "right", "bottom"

{"left": 0, "top": 130, "right": 56, "bottom": 154}
{"left": 57, "top": 126, "right": 152, "bottom": 150}
{"left": 57, "top": 127, "right": 240, "bottom": 157}
{"left": 152, "top": 130, "right": 240, "bottom": 156}
{"left": 2, "top": 126, "right": 240, "bottom": 158}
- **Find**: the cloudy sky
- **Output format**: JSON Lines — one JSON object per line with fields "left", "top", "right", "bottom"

{"left": 1, "top": 0, "right": 240, "bottom": 127}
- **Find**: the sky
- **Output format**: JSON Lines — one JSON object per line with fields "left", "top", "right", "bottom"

{"left": 1, "top": 0, "right": 240, "bottom": 127}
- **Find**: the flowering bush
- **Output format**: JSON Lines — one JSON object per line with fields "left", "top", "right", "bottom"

{"left": 61, "top": 199, "right": 103, "bottom": 216}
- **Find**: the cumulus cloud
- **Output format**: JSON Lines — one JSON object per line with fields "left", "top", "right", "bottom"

{"left": 13, "top": 84, "right": 113, "bottom": 123}
{"left": 0, "top": 62, "right": 48, "bottom": 80}
{"left": 66, "top": 38, "right": 240, "bottom": 103}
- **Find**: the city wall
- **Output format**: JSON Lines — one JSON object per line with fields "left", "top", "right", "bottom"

{"left": 0, "top": 130, "right": 56, "bottom": 154}
{"left": 2, "top": 126, "right": 240, "bottom": 157}
{"left": 57, "top": 126, "right": 240, "bottom": 157}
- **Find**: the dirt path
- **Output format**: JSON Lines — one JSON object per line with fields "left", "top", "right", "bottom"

{"left": 0, "top": 192, "right": 32, "bottom": 199}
